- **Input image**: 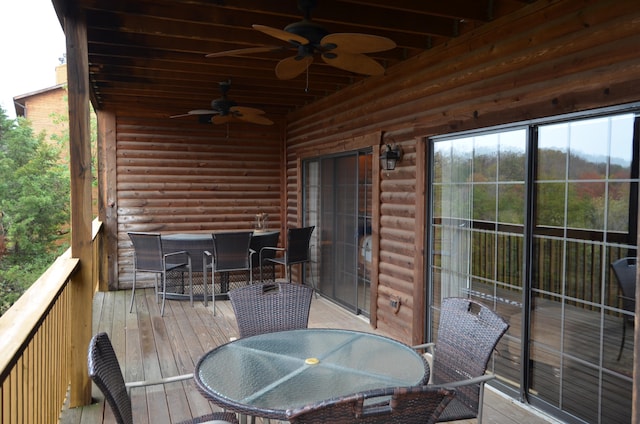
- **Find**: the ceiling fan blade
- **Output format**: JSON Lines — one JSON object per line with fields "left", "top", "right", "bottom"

{"left": 189, "top": 109, "right": 219, "bottom": 115}
{"left": 170, "top": 109, "right": 217, "bottom": 118}
{"left": 211, "top": 115, "right": 233, "bottom": 125}
{"left": 205, "top": 46, "right": 284, "bottom": 58}
{"left": 231, "top": 106, "right": 267, "bottom": 116}
{"left": 253, "top": 24, "right": 309, "bottom": 45}
{"left": 231, "top": 106, "right": 273, "bottom": 124}
{"left": 237, "top": 114, "right": 274, "bottom": 125}
{"left": 275, "top": 55, "right": 314, "bottom": 80}
{"left": 321, "top": 33, "right": 396, "bottom": 54}
{"left": 322, "top": 52, "right": 386, "bottom": 76}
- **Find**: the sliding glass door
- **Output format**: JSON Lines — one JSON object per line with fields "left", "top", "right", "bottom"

{"left": 430, "top": 111, "right": 638, "bottom": 423}
{"left": 304, "top": 151, "right": 372, "bottom": 315}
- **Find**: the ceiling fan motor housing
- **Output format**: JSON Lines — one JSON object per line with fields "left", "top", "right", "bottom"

{"left": 285, "top": 20, "right": 329, "bottom": 45}
{"left": 211, "top": 98, "right": 237, "bottom": 115}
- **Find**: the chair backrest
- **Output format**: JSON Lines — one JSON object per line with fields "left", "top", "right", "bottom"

{"left": 88, "top": 332, "right": 132, "bottom": 424}
{"left": 286, "top": 226, "right": 315, "bottom": 264}
{"left": 128, "top": 232, "right": 164, "bottom": 273}
{"left": 611, "top": 256, "right": 637, "bottom": 314}
{"left": 286, "top": 385, "right": 456, "bottom": 424}
{"left": 249, "top": 231, "right": 280, "bottom": 265}
{"left": 229, "top": 282, "right": 313, "bottom": 338}
{"left": 212, "top": 231, "right": 253, "bottom": 271}
{"left": 431, "top": 297, "right": 508, "bottom": 416}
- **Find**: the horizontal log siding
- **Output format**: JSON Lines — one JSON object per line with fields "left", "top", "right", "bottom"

{"left": 285, "top": 0, "right": 640, "bottom": 344}
{"left": 115, "top": 116, "right": 282, "bottom": 288}
{"left": 376, "top": 138, "right": 419, "bottom": 341}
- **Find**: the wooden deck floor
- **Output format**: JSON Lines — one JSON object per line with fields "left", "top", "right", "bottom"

{"left": 60, "top": 288, "right": 560, "bottom": 424}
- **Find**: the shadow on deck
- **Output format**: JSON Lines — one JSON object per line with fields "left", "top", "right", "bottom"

{"left": 60, "top": 288, "right": 557, "bottom": 424}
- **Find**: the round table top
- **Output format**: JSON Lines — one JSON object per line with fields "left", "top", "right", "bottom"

{"left": 160, "top": 231, "right": 279, "bottom": 268}
{"left": 162, "top": 233, "right": 212, "bottom": 241}
{"left": 161, "top": 230, "right": 278, "bottom": 240}
{"left": 194, "top": 328, "right": 429, "bottom": 419}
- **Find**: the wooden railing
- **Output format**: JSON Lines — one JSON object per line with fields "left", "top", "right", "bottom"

{"left": 466, "top": 221, "right": 634, "bottom": 311}
{"left": 0, "top": 219, "right": 102, "bottom": 423}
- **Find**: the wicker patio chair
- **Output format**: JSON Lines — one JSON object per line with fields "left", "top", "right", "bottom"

{"left": 88, "top": 332, "right": 238, "bottom": 424}
{"left": 285, "top": 385, "right": 456, "bottom": 424}
{"left": 611, "top": 256, "right": 637, "bottom": 361}
{"left": 261, "top": 226, "right": 315, "bottom": 287}
{"left": 203, "top": 231, "right": 253, "bottom": 315}
{"left": 413, "top": 297, "right": 509, "bottom": 423}
{"left": 228, "top": 282, "right": 313, "bottom": 338}
{"left": 128, "top": 232, "right": 192, "bottom": 317}
{"left": 248, "top": 231, "right": 280, "bottom": 282}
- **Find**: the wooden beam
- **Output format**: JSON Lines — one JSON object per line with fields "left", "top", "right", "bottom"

{"left": 97, "top": 110, "right": 117, "bottom": 291}
{"left": 66, "top": 11, "right": 94, "bottom": 407}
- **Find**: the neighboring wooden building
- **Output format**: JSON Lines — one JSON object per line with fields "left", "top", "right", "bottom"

{"left": 52, "top": 1, "right": 640, "bottom": 422}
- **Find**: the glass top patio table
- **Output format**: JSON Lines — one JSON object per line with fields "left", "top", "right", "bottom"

{"left": 162, "top": 233, "right": 213, "bottom": 270}
{"left": 162, "top": 231, "right": 279, "bottom": 270}
{"left": 194, "top": 328, "right": 429, "bottom": 420}
{"left": 161, "top": 231, "right": 279, "bottom": 299}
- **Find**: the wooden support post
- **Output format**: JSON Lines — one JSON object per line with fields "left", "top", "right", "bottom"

{"left": 65, "top": 12, "right": 94, "bottom": 407}
{"left": 97, "top": 110, "right": 117, "bottom": 291}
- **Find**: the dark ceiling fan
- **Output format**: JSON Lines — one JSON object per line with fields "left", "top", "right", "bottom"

{"left": 205, "top": 0, "right": 396, "bottom": 80}
{"left": 170, "top": 80, "right": 274, "bottom": 125}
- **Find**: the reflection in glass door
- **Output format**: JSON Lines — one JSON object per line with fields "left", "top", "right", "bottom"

{"left": 430, "top": 112, "right": 638, "bottom": 423}
{"left": 303, "top": 152, "right": 372, "bottom": 315}
{"left": 531, "top": 115, "right": 636, "bottom": 423}
{"left": 430, "top": 129, "right": 527, "bottom": 396}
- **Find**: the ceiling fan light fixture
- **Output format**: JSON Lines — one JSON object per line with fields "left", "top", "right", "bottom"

{"left": 380, "top": 144, "right": 402, "bottom": 171}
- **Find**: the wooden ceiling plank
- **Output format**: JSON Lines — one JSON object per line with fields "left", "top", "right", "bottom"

{"left": 336, "top": 0, "right": 493, "bottom": 21}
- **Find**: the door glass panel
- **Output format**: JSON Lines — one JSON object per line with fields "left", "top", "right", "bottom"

{"left": 357, "top": 154, "right": 373, "bottom": 315}
{"left": 532, "top": 113, "right": 636, "bottom": 423}
{"left": 304, "top": 151, "right": 372, "bottom": 315}
{"left": 431, "top": 129, "right": 527, "bottom": 391}
{"left": 333, "top": 155, "right": 358, "bottom": 306}
{"left": 431, "top": 112, "right": 637, "bottom": 423}
{"left": 303, "top": 161, "right": 320, "bottom": 286}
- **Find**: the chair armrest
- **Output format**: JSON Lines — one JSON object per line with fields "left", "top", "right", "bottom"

{"left": 435, "top": 373, "right": 496, "bottom": 389}
{"left": 164, "top": 250, "right": 191, "bottom": 262}
{"left": 260, "top": 246, "right": 285, "bottom": 263}
{"left": 260, "top": 246, "right": 284, "bottom": 253}
{"left": 412, "top": 342, "right": 435, "bottom": 353}
{"left": 125, "top": 372, "right": 194, "bottom": 389}
{"left": 202, "top": 250, "right": 213, "bottom": 271}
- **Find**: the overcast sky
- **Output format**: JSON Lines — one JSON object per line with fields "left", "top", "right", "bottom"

{"left": 0, "top": 0, "right": 66, "bottom": 119}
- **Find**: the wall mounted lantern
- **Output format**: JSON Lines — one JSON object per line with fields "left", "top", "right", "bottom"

{"left": 380, "top": 144, "right": 402, "bottom": 170}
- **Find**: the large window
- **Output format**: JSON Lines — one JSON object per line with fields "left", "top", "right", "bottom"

{"left": 430, "top": 110, "right": 638, "bottom": 423}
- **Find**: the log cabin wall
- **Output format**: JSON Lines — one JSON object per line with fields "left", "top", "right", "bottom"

{"left": 285, "top": 0, "right": 640, "bottom": 345}
{"left": 112, "top": 115, "right": 283, "bottom": 289}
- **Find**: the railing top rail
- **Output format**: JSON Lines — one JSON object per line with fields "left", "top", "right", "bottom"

{"left": 0, "top": 249, "right": 79, "bottom": 381}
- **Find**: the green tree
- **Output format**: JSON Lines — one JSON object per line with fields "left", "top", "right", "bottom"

{"left": 0, "top": 107, "right": 70, "bottom": 315}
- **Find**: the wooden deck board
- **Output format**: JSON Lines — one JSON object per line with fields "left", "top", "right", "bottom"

{"left": 61, "top": 288, "right": 559, "bottom": 424}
